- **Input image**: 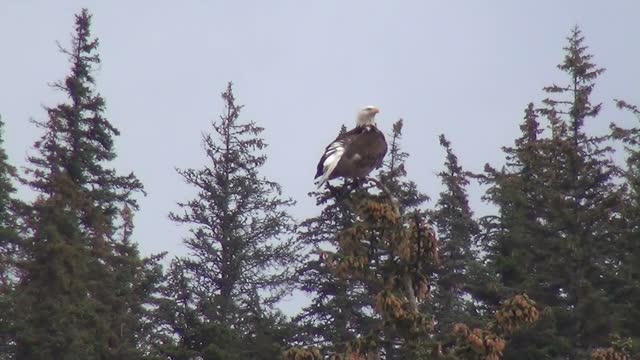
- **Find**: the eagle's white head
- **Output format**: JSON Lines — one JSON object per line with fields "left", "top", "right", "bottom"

{"left": 356, "top": 105, "right": 380, "bottom": 128}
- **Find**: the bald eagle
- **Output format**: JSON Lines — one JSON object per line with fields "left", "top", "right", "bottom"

{"left": 314, "top": 106, "right": 388, "bottom": 188}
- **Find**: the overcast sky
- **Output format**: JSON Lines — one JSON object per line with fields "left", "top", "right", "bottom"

{"left": 1, "top": 1, "right": 639, "bottom": 314}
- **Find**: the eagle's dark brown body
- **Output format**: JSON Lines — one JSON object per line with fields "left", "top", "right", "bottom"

{"left": 314, "top": 124, "right": 387, "bottom": 187}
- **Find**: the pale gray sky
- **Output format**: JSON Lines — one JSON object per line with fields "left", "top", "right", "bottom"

{"left": 1, "top": 1, "right": 639, "bottom": 313}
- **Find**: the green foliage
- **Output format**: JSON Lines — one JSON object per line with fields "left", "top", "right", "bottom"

{"left": 293, "top": 120, "right": 438, "bottom": 359}
{"left": 156, "top": 82, "right": 297, "bottom": 359}
{"left": 590, "top": 335, "right": 634, "bottom": 360}
{"left": 0, "top": 117, "right": 17, "bottom": 267}
{"left": 16, "top": 196, "right": 100, "bottom": 360}
{"left": 450, "top": 294, "right": 539, "bottom": 360}
{"left": 14, "top": 9, "right": 158, "bottom": 359}
{"left": 479, "top": 27, "right": 629, "bottom": 359}
{"left": 109, "top": 206, "right": 167, "bottom": 359}
{"left": 428, "top": 134, "right": 482, "bottom": 338}
{"left": 294, "top": 174, "right": 378, "bottom": 355}
{"left": 609, "top": 101, "right": 640, "bottom": 351}
{"left": 0, "top": 117, "right": 19, "bottom": 360}
{"left": 3, "top": 15, "right": 640, "bottom": 360}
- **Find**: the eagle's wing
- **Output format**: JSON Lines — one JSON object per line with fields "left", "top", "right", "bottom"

{"left": 340, "top": 127, "right": 387, "bottom": 173}
{"left": 314, "top": 128, "right": 361, "bottom": 188}
{"left": 374, "top": 130, "right": 387, "bottom": 169}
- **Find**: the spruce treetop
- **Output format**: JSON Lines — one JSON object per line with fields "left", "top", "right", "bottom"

{"left": 26, "top": 8, "right": 143, "bottom": 215}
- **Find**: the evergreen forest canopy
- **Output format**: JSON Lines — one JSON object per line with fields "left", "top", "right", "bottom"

{"left": 1, "top": 8, "right": 639, "bottom": 360}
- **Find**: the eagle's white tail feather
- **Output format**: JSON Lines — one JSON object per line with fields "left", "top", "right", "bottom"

{"left": 314, "top": 142, "right": 344, "bottom": 188}
{"left": 314, "top": 177, "right": 328, "bottom": 189}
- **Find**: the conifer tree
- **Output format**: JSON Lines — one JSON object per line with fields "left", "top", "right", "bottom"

{"left": 0, "top": 117, "right": 18, "bottom": 282}
{"left": 294, "top": 184, "right": 372, "bottom": 355}
{"left": 610, "top": 101, "right": 640, "bottom": 350}
{"left": 378, "top": 120, "right": 429, "bottom": 210}
{"left": 478, "top": 105, "right": 563, "bottom": 358}
{"left": 110, "top": 205, "right": 166, "bottom": 359}
{"left": 287, "top": 122, "right": 540, "bottom": 360}
{"left": 0, "top": 117, "right": 19, "bottom": 360}
{"left": 293, "top": 122, "right": 392, "bottom": 355}
{"left": 157, "top": 82, "right": 297, "bottom": 359}
{"left": 429, "top": 135, "right": 481, "bottom": 339}
{"left": 291, "top": 120, "right": 438, "bottom": 359}
{"left": 14, "top": 9, "right": 155, "bottom": 359}
{"left": 481, "top": 27, "right": 625, "bottom": 359}
{"left": 538, "top": 26, "right": 622, "bottom": 355}
{"left": 480, "top": 103, "right": 551, "bottom": 303}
